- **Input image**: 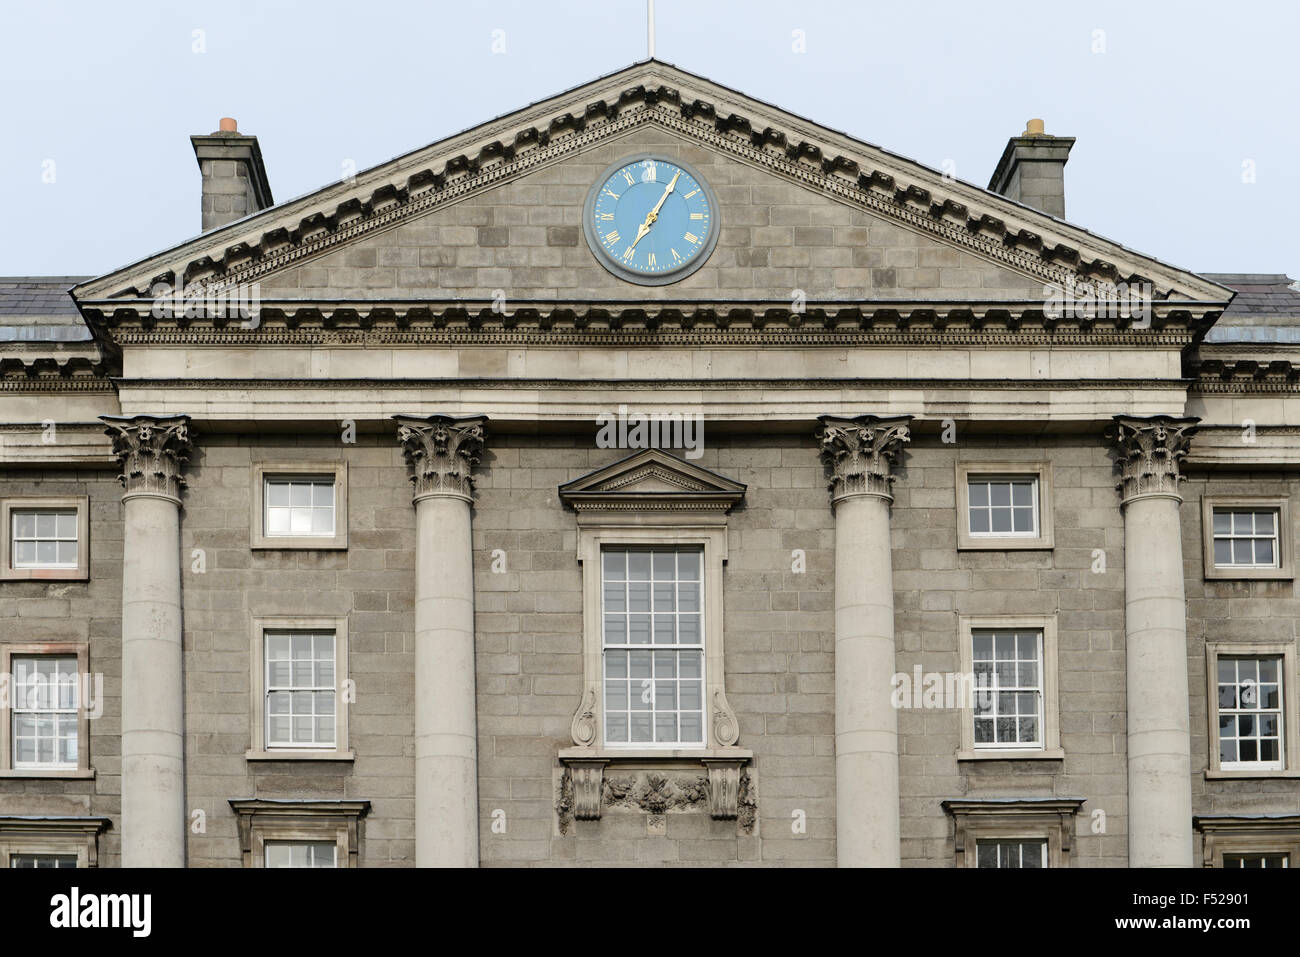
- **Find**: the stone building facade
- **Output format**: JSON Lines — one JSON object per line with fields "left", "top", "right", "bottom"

{"left": 1, "top": 61, "right": 1297, "bottom": 867}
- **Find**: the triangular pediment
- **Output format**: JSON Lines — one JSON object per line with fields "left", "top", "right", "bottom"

{"left": 72, "top": 60, "right": 1229, "bottom": 311}
{"left": 559, "top": 448, "right": 745, "bottom": 512}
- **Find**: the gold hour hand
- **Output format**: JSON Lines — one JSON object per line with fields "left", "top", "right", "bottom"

{"left": 629, "top": 221, "right": 651, "bottom": 251}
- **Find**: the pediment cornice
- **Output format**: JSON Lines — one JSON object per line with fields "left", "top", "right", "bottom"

{"left": 559, "top": 448, "right": 746, "bottom": 513}
{"left": 72, "top": 61, "right": 1229, "bottom": 306}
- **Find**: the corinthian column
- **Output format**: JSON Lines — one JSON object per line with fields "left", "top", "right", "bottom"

{"left": 817, "top": 414, "right": 912, "bottom": 868}
{"left": 394, "top": 414, "right": 487, "bottom": 868}
{"left": 101, "top": 414, "right": 193, "bottom": 868}
{"left": 1108, "top": 414, "right": 1198, "bottom": 867}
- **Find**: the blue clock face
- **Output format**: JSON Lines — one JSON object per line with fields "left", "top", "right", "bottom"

{"left": 583, "top": 155, "right": 719, "bottom": 285}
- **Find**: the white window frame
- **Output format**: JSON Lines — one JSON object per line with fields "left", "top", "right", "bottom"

{"left": 0, "top": 643, "right": 94, "bottom": 779}
{"left": 957, "top": 616, "right": 1062, "bottom": 760}
{"left": 955, "top": 463, "right": 1053, "bottom": 550}
{"left": 975, "top": 838, "right": 1049, "bottom": 868}
{"left": 599, "top": 546, "right": 707, "bottom": 749}
{"left": 10, "top": 655, "right": 79, "bottom": 771}
{"left": 9, "top": 852, "right": 79, "bottom": 868}
{"left": 1202, "top": 497, "right": 1293, "bottom": 581}
{"left": 0, "top": 496, "right": 89, "bottom": 581}
{"left": 1204, "top": 642, "right": 1299, "bottom": 778}
{"left": 264, "top": 841, "right": 338, "bottom": 868}
{"left": 250, "top": 463, "right": 348, "bottom": 550}
{"left": 247, "top": 617, "right": 352, "bottom": 761}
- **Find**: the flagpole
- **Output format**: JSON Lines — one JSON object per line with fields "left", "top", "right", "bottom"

{"left": 648, "top": 0, "right": 655, "bottom": 58}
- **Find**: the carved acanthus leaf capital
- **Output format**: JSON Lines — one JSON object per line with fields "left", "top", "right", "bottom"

{"left": 100, "top": 414, "right": 193, "bottom": 500}
{"left": 816, "top": 414, "right": 912, "bottom": 503}
{"left": 393, "top": 414, "right": 487, "bottom": 501}
{"left": 1107, "top": 415, "right": 1198, "bottom": 504}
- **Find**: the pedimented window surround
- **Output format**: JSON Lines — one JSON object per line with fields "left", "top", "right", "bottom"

{"left": 942, "top": 798, "right": 1085, "bottom": 868}
{"left": 555, "top": 449, "right": 754, "bottom": 831}
{"left": 228, "top": 799, "right": 369, "bottom": 868}
{"left": 1195, "top": 815, "right": 1300, "bottom": 868}
{"left": 0, "top": 816, "right": 111, "bottom": 868}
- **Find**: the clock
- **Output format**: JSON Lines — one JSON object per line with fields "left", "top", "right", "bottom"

{"left": 582, "top": 154, "right": 719, "bottom": 285}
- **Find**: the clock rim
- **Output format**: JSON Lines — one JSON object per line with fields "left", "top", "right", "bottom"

{"left": 581, "top": 152, "right": 721, "bottom": 287}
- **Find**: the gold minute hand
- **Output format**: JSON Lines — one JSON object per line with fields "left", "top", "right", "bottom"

{"left": 647, "top": 171, "right": 681, "bottom": 220}
{"left": 629, "top": 171, "right": 681, "bottom": 251}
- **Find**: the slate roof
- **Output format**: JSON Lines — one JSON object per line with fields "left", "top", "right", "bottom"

{"left": 1201, "top": 273, "right": 1300, "bottom": 343}
{"left": 0, "top": 277, "right": 93, "bottom": 343}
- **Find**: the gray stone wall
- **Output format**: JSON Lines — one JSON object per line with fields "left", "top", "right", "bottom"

{"left": 892, "top": 434, "right": 1129, "bottom": 867}
{"left": 1182, "top": 471, "right": 1300, "bottom": 865}
{"left": 8, "top": 435, "right": 1295, "bottom": 867}
{"left": 180, "top": 433, "right": 417, "bottom": 867}
{"left": 0, "top": 468, "right": 123, "bottom": 866}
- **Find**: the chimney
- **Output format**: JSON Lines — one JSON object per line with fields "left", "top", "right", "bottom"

{"left": 190, "top": 117, "right": 274, "bottom": 232}
{"left": 987, "top": 118, "right": 1075, "bottom": 219}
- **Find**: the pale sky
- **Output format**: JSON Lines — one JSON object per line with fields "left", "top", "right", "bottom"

{"left": 1, "top": 0, "right": 1296, "bottom": 278}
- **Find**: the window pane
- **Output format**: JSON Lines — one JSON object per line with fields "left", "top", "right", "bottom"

{"left": 627, "top": 551, "right": 651, "bottom": 580}
{"left": 968, "top": 482, "right": 988, "bottom": 507}
{"left": 652, "top": 551, "right": 675, "bottom": 580}
{"left": 602, "top": 550, "right": 626, "bottom": 580}
{"left": 13, "top": 512, "right": 36, "bottom": 538}
{"left": 677, "top": 551, "right": 700, "bottom": 580}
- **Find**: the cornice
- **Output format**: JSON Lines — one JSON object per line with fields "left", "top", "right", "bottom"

{"left": 1189, "top": 357, "right": 1300, "bottom": 392}
{"left": 0, "top": 355, "right": 118, "bottom": 387}
{"left": 108, "top": 376, "right": 1196, "bottom": 391}
{"left": 71, "top": 65, "right": 1228, "bottom": 305}
{"left": 78, "top": 298, "right": 1220, "bottom": 347}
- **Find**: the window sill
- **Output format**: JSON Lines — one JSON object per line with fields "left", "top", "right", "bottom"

{"left": 250, "top": 539, "right": 347, "bottom": 551}
{"left": 957, "top": 748, "right": 1065, "bottom": 762}
{"left": 559, "top": 747, "right": 753, "bottom": 763}
{"left": 246, "top": 750, "right": 355, "bottom": 762}
{"left": 1205, "top": 768, "right": 1300, "bottom": 780}
{"left": 0, "top": 570, "right": 89, "bottom": 582}
{"left": 957, "top": 539, "right": 1054, "bottom": 552}
{"left": 1205, "top": 569, "right": 1294, "bottom": 582}
{"left": 0, "top": 768, "right": 95, "bottom": 779}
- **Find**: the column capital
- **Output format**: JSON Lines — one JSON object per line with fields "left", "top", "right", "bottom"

{"left": 393, "top": 414, "right": 487, "bottom": 502}
{"left": 100, "top": 414, "right": 193, "bottom": 502}
{"left": 1107, "top": 414, "right": 1199, "bottom": 504}
{"left": 816, "top": 414, "right": 912, "bottom": 504}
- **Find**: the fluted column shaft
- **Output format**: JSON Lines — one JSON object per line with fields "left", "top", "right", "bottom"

{"left": 1110, "top": 415, "right": 1198, "bottom": 867}
{"left": 818, "top": 414, "right": 911, "bottom": 868}
{"left": 395, "top": 414, "right": 486, "bottom": 868}
{"left": 102, "top": 414, "right": 193, "bottom": 868}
